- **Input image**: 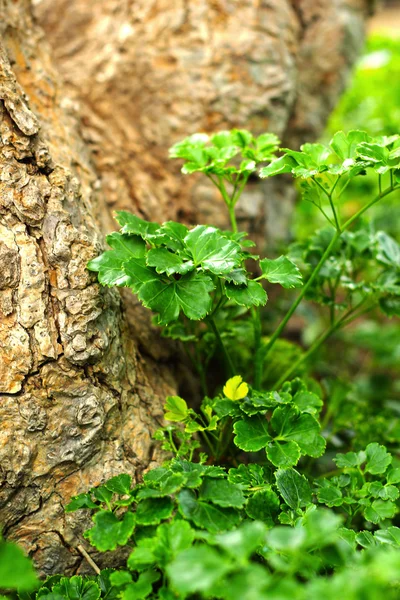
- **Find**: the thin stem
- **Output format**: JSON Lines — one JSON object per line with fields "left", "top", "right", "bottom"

{"left": 208, "top": 316, "right": 236, "bottom": 377}
{"left": 255, "top": 185, "right": 399, "bottom": 384}
{"left": 273, "top": 297, "right": 374, "bottom": 388}
{"left": 312, "top": 176, "right": 341, "bottom": 231}
{"left": 77, "top": 545, "right": 101, "bottom": 575}
{"left": 252, "top": 307, "right": 263, "bottom": 389}
{"left": 254, "top": 229, "right": 341, "bottom": 387}
{"left": 228, "top": 202, "right": 238, "bottom": 233}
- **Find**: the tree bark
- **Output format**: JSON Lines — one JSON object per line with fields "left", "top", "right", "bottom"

{"left": 0, "top": 0, "right": 370, "bottom": 576}
{"left": 34, "top": 0, "right": 371, "bottom": 242}
{"left": 0, "top": 0, "right": 174, "bottom": 576}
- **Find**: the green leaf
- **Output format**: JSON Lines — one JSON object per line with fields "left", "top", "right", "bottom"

{"left": 184, "top": 225, "right": 242, "bottom": 275}
{"left": 105, "top": 474, "right": 133, "bottom": 495}
{"left": 266, "top": 440, "right": 301, "bottom": 467}
{"left": 364, "top": 499, "right": 397, "bottom": 524}
{"left": 167, "top": 546, "right": 231, "bottom": 595}
{"left": 365, "top": 443, "right": 392, "bottom": 474}
{"left": 375, "top": 232, "right": 400, "bottom": 268}
{"left": 374, "top": 527, "right": 400, "bottom": 547}
{"left": 228, "top": 464, "right": 269, "bottom": 489}
{"left": 153, "top": 521, "right": 195, "bottom": 565}
{"left": 120, "top": 571, "right": 160, "bottom": 600}
{"left": 330, "top": 130, "right": 371, "bottom": 160}
{"left": 214, "top": 521, "right": 268, "bottom": 560}
{"left": 178, "top": 489, "right": 241, "bottom": 533}
{"left": 65, "top": 493, "right": 99, "bottom": 512}
{"left": 199, "top": 478, "right": 246, "bottom": 508}
{"left": 84, "top": 510, "right": 135, "bottom": 551}
{"left": 333, "top": 451, "right": 365, "bottom": 469}
{"left": 270, "top": 406, "right": 326, "bottom": 458}
{"left": 0, "top": 540, "right": 39, "bottom": 591}
{"left": 116, "top": 211, "right": 160, "bottom": 239}
{"left": 164, "top": 396, "right": 189, "bottom": 422}
{"left": 146, "top": 247, "right": 194, "bottom": 275}
{"left": 387, "top": 468, "right": 400, "bottom": 485}
{"left": 50, "top": 577, "right": 101, "bottom": 600}
{"left": 150, "top": 221, "right": 189, "bottom": 251}
{"left": 317, "top": 483, "right": 343, "bottom": 508}
{"left": 245, "top": 490, "right": 280, "bottom": 527}
{"left": 275, "top": 468, "right": 312, "bottom": 510}
{"left": 87, "top": 232, "right": 145, "bottom": 287}
{"left": 225, "top": 280, "right": 268, "bottom": 307}
{"left": 233, "top": 415, "right": 272, "bottom": 452}
{"left": 259, "top": 256, "right": 303, "bottom": 289}
{"left": 259, "top": 155, "right": 294, "bottom": 178}
{"left": 135, "top": 498, "right": 174, "bottom": 526}
{"left": 124, "top": 259, "right": 215, "bottom": 324}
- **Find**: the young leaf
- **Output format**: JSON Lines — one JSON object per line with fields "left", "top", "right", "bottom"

{"left": 115, "top": 211, "right": 160, "bottom": 238}
{"left": 164, "top": 396, "right": 189, "bottom": 422}
{"left": 260, "top": 256, "right": 303, "bottom": 289}
{"left": 223, "top": 375, "right": 249, "bottom": 401}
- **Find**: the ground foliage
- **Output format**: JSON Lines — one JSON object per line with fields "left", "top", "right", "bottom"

{"left": 1, "top": 127, "right": 400, "bottom": 599}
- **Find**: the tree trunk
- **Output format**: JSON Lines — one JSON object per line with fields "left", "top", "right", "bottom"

{"left": 0, "top": 0, "right": 370, "bottom": 576}
{"left": 34, "top": 0, "right": 371, "bottom": 242}
{"left": 0, "top": 0, "right": 174, "bottom": 576}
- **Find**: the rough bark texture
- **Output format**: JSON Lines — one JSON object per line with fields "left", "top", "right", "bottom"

{"left": 0, "top": 0, "right": 174, "bottom": 576}
{"left": 35, "top": 0, "right": 371, "bottom": 241}
{"left": 0, "top": 0, "right": 371, "bottom": 576}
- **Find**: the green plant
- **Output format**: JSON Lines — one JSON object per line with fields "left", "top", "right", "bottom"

{"left": 2, "top": 128, "right": 400, "bottom": 599}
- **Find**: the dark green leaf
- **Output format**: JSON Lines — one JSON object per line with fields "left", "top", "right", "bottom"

{"left": 233, "top": 415, "right": 272, "bottom": 452}
{"left": 178, "top": 489, "right": 241, "bottom": 533}
{"left": 135, "top": 498, "right": 174, "bottom": 526}
{"left": 275, "top": 468, "right": 312, "bottom": 510}
{"left": 245, "top": 490, "right": 280, "bottom": 527}
{"left": 225, "top": 281, "right": 267, "bottom": 308}
{"left": 84, "top": 510, "right": 135, "bottom": 551}
{"left": 199, "top": 478, "right": 246, "bottom": 508}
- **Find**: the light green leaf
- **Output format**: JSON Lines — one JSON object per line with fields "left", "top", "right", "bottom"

{"left": 365, "top": 443, "right": 392, "bottom": 475}
{"left": 104, "top": 474, "right": 133, "bottom": 495}
{"left": 0, "top": 540, "right": 39, "bottom": 591}
{"left": 167, "top": 545, "right": 231, "bottom": 595}
{"left": 50, "top": 577, "right": 101, "bottom": 600}
{"left": 364, "top": 499, "right": 397, "bottom": 523}
{"left": 120, "top": 571, "right": 160, "bottom": 600}
{"left": 260, "top": 256, "right": 303, "bottom": 289}
{"left": 214, "top": 521, "right": 268, "bottom": 560}
{"left": 233, "top": 415, "right": 272, "bottom": 452}
{"left": 164, "top": 396, "right": 189, "bottom": 422}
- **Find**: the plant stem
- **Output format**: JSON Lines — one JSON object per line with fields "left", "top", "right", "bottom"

{"left": 228, "top": 202, "right": 238, "bottom": 233}
{"left": 272, "top": 297, "right": 376, "bottom": 389}
{"left": 252, "top": 307, "right": 263, "bottom": 389}
{"left": 208, "top": 316, "right": 236, "bottom": 377}
{"left": 254, "top": 229, "right": 341, "bottom": 387}
{"left": 255, "top": 184, "right": 399, "bottom": 385}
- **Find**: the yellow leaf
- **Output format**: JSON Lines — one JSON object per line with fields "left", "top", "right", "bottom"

{"left": 223, "top": 376, "right": 249, "bottom": 401}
